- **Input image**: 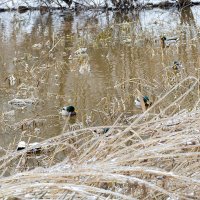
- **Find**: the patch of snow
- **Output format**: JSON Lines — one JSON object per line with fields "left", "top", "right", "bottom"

{"left": 142, "top": 0, "right": 176, "bottom": 4}
{"left": 0, "top": 0, "right": 95, "bottom": 9}
{"left": 0, "top": 0, "right": 66, "bottom": 8}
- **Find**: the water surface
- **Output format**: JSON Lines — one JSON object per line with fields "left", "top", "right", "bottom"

{"left": 0, "top": 7, "right": 200, "bottom": 150}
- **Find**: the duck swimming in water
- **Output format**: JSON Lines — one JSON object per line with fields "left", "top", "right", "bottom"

{"left": 160, "top": 36, "right": 178, "bottom": 48}
{"left": 135, "top": 96, "right": 152, "bottom": 109}
{"left": 61, "top": 105, "right": 76, "bottom": 116}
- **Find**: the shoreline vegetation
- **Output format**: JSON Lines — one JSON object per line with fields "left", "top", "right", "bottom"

{"left": 1, "top": 76, "right": 200, "bottom": 198}
{"left": 1, "top": 0, "right": 200, "bottom": 13}
{"left": 1, "top": 0, "right": 200, "bottom": 199}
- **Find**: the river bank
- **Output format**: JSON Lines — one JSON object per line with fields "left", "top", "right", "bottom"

{"left": 1, "top": 0, "right": 200, "bottom": 13}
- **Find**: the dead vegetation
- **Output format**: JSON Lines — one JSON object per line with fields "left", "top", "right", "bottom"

{"left": 0, "top": 75, "right": 200, "bottom": 199}
{"left": 1, "top": 7, "right": 200, "bottom": 199}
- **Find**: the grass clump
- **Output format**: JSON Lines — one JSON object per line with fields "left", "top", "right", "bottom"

{"left": 0, "top": 76, "right": 200, "bottom": 199}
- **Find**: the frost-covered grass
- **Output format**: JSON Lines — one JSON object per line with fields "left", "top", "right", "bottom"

{"left": 1, "top": 3, "right": 200, "bottom": 199}
{"left": 0, "top": 76, "right": 200, "bottom": 199}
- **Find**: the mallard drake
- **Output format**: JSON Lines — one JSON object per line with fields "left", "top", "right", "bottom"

{"left": 61, "top": 105, "right": 76, "bottom": 116}
{"left": 135, "top": 96, "right": 151, "bottom": 108}
{"left": 172, "top": 61, "right": 182, "bottom": 70}
{"left": 160, "top": 36, "right": 178, "bottom": 48}
{"left": 17, "top": 141, "right": 41, "bottom": 153}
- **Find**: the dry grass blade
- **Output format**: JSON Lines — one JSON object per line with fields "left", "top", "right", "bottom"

{"left": 0, "top": 77, "right": 200, "bottom": 199}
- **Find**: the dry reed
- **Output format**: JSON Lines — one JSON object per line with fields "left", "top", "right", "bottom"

{"left": 1, "top": 11, "right": 200, "bottom": 199}
{"left": 0, "top": 76, "right": 200, "bottom": 199}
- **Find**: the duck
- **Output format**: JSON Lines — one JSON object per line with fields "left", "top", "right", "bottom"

{"left": 134, "top": 96, "right": 151, "bottom": 109}
{"left": 61, "top": 105, "right": 76, "bottom": 116}
{"left": 160, "top": 36, "right": 178, "bottom": 48}
{"left": 93, "top": 128, "right": 110, "bottom": 135}
{"left": 172, "top": 61, "right": 182, "bottom": 70}
{"left": 17, "top": 141, "right": 41, "bottom": 153}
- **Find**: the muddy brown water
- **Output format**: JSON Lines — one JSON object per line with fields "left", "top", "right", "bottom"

{"left": 0, "top": 7, "right": 200, "bottom": 151}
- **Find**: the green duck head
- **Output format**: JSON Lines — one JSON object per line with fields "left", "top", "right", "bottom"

{"left": 173, "top": 61, "right": 181, "bottom": 70}
{"left": 143, "top": 96, "right": 149, "bottom": 103}
{"left": 66, "top": 105, "right": 75, "bottom": 112}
